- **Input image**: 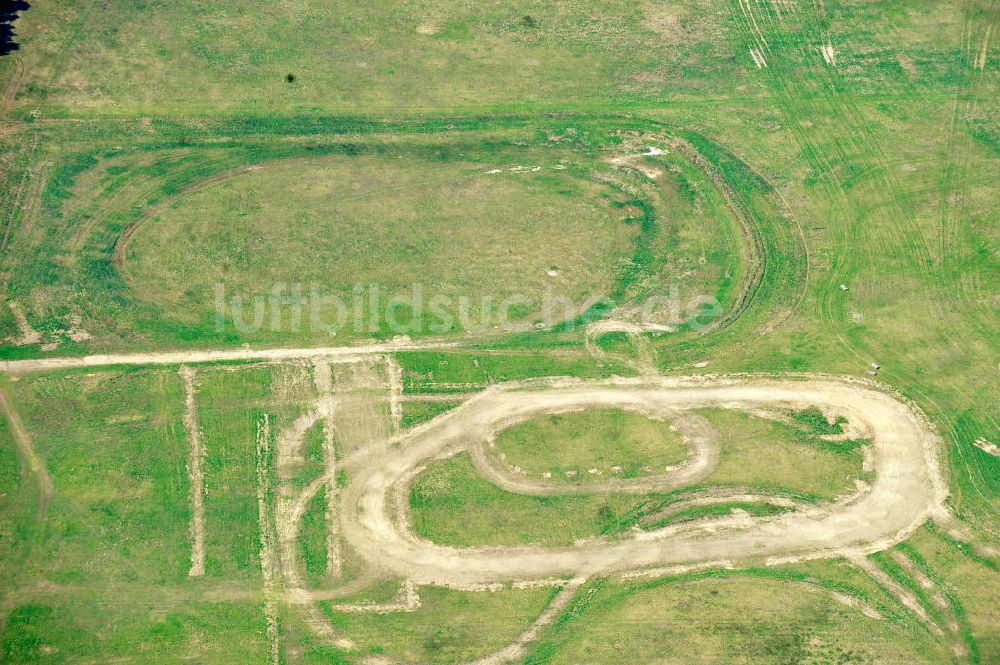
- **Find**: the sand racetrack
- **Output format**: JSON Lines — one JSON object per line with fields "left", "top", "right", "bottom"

{"left": 339, "top": 375, "right": 947, "bottom": 587}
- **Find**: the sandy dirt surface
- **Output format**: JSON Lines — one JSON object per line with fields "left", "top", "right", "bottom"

{"left": 338, "top": 375, "right": 947, "bottom": 587}
{"left": 178, "top": 366, "right": 206, "bottom": 577}
{"left": 0, "top": 338, "right": 460, "bottom": 374}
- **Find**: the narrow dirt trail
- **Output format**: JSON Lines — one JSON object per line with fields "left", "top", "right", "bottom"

{"left": 340, "top": 376, "right": 947, "bottom": 587}
{"left": 312, "top": 358, "right": 342, "bottom": 579}
{"left": 178, "top": 366, "right": 206, "bottom": 577}
{"left": 254, "top": 415, "right": 281, "bottom": 665}
{"left": 0, "top": 339, "right": 461, "bottom": 374}
{"left": 464, "top": 578, "right": 586, "bottom": 665}
{"left": 0, "top": 387, "right": 53, "bottom": 509}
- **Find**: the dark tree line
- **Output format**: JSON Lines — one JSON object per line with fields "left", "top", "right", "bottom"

{"left": 1, "top": 1, "right": 31, "bottom": 56}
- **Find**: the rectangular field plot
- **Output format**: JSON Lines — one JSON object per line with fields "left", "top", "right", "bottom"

{"left": 182, "top": 362, "right": 318, "bottom": 580}
{"left": 6, "top": 368, "right": 192, "bottom": 587}
{"left": 0, "top": 361, "right": 325, "bottom": 591}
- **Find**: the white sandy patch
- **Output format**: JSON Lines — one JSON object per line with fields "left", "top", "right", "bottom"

{"left": 975, "top": 26, "right": 992, "bottom": 71}
{"left": 974, "top": 437, "right": 1000, "bottom": 457}
{"left": 821, "top": 42, "right": 837, "bottom": 66}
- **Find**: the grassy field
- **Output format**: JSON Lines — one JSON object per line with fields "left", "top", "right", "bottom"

{"left": 410, "top": 405, "right": 867, "bottom": 548}
{"left": 0, "top": 0, "right": 998, "bottom": 662}
{"left": 0, "top": 121, "right": 754, "bottom": 351}
{"left": 124, "top": 150, "right": 634, "bottom": 334}
{"left": 320, "top": 586, "right": 557, "bottom": 664}
{"left": 698, "top": 408, "right": 869, "bottom": 501}
{"left": 526, "top": 573, "right": 951, "bottom": 664}
{"left": 491, "top": 408, "right": 691, "bottom": 481}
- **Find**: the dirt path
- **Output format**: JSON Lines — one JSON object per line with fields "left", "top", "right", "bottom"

{"left": 0, "top": 339, "right": 460, "bottom": 374}
{"left": 385, "top": 355, "right": 404, "bottom": 434}
{"left": 178, "top": 366, "right": 206, "bottom": 577}
{"left": 339, "top": 375, "right": 947, "bottom": 586}
{"left": 254, "top": 415, "right": 281, "bottom": 665}
{"left": 464, "top": 578, "right": 585, "bottom": 665}
{"left": 312, "top": 359, "right": 342, "bottom": 579}
{"left": 330, "top": 358, "right": 394, "bottom": 458}
{"left": 268, "top": 365, "right": 357, "bottom": 652}
{"left": 584, "top": 320, "right": 659, "bottom": 376}
{"left": 0, "top": 387, "right": 53, "bottom": 510}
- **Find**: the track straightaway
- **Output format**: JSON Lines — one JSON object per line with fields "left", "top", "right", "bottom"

{"left": 340, "top": 376, "right": 947, "bottom": 587}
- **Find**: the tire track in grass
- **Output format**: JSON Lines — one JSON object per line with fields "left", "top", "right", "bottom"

{"left": 729, "top": 2, "right": 998, "bottom": 533}
{"left": 889, "top": 549, "right": 970, "bottom": 659}
{"left": 929, "top": 1, "right": 1000, "bottom": 532}
{"left": 2, "top": 53, "right": 25, "bottom": 111}
{"left": 0, "top": 133, "right": 38, "bottom": 254}
{"left": 0, "top": 386, "right": 52, "bottom": 512}
{"left": 725, "top": 0, "right": 874, "bottom": 366}
{"left": 464, "top": 578, "right": 586, "bottom": 665}
{"left": 851, "top": 555, "right": 944, "bottom": 638}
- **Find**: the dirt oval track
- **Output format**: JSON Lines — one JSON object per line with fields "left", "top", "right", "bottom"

{"left": 339, "top": 376, "right": 947, "bottom": 587}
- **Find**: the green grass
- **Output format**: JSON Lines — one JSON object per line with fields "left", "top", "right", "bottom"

{"left": 5, "top": 369, "right": 191, "bottom": 587}
{"left": 699, "top": 408, "right": 870, "bottom": 501}
{"left": 408, "top": 403, "right": 869, "bottom": 547}
{"left": 299, "top": 486, "right": 328, "bottom": 588}
{"left": 320, "top": 585, "right": 557, "bottom": 664}
{"left": 410, "top": 452, "right": 661, "bottom": 546}
{"left": 491, "top": 408, "right": 690, "bottom": 481}
{"left": 790, "top": 407, "right": 848, "bottom": 436}
{"left": 525, "top": 573, "right": 950, "bottom": 665}
{"left": 399, "top": 399, "right": 463, "bottom": 429}
{"left": 0, "top": 597, "right": 269, "bottom": 664}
